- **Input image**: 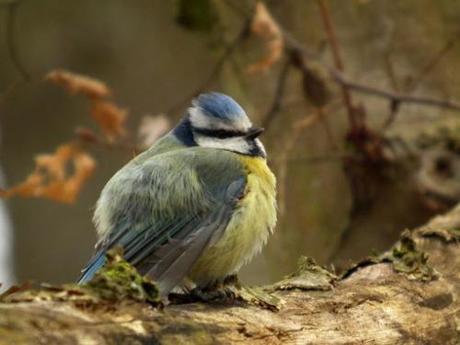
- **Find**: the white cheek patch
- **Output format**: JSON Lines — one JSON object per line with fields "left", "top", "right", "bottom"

{"left": 188, "top": 106, "right": 252, "bottom": 132}
{"left": 194, "top": 134, "right": 251, "bottom": 154}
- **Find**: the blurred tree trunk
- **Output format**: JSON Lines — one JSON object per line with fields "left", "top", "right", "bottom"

{"left": 2, "top": 204, "right": 460, "bottom": 344}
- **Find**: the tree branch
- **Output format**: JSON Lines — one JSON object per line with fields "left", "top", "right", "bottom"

{"left": 316, "top": 0, "right": 357, "bottom": 129}
{"left": 262, "top": 60, "right": 291, "bottom": 130}
{"left": 3, "top": 204, "right": 460, "bottom": 344}
{"left": 332, "top": 70, "right": 460, "bottom": 113}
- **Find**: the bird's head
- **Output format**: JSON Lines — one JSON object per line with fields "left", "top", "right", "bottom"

{"left": 174, "top": 92, "right": 266, "bottom": 157}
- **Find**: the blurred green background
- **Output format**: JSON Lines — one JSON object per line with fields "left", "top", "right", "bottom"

{"left": 1, "top": 0, "right": 460, "bottom": 288}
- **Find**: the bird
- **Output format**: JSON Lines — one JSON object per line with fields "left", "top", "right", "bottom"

{"left": 78, "top": 92, "right": 277, "bottom": 297}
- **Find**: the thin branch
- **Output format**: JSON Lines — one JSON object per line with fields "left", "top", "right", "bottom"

{"left": 165, "top": 18, "right": 251, "bottom": 116}
{"left": 316, "top": 0, "right": 357, "bottom": 129}
{"left": 381, "top": 53, "right": 401, "bottom": 129}
{"left": 317, "top": 106, "right": 338, "bottom": 149}
{"left": 383, "top": 53, "right": 400, "bottom": 92}
{"left": 261, "top": 60, "right": 291, "bottom": 129}
{"left": 407, "top": 38, "right": 456, "bottom": 92}
{"left": 382, "top": 38, "right": 457, "bottom": 129}
{"left": 5, "top": 1, "right": 30, "bottom": 80}
{"left": 275, "top": 112, "right": 321, "bottom": 215}
{"left": 75, "top": 128, "right": 141, "bottom": 156}
{"left": 316, "top": 0, "right": 344, "bottom": 70}
{"left": 274, "top": 101, "right": 343, "bottom": 215}
{"left": 216, "top": 0, "right": 460, "bottom": 120}
{"left": 332, "top": 70, "right": 460, "bottom": 113}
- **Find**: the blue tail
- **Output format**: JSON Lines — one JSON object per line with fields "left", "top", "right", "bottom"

{"left": 77, "top": 252, "right": 106, "bottom": 284}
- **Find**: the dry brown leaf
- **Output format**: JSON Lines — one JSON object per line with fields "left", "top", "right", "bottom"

{"left": 45, "top": 69, "right": 111, "bottom": 99}
{"left": 75, "top": 127, "right": 100, "bottom": 144}
{"left": 247, "top": 2, "right": 284, "bottom": 74}
{"left": 45, "top": 69, "right": 128, "bottom": 142}
{"left": 137, "top": 114, "right": 171, "bottom": 149}
{"left": 90, "top": 100, "right": 127, "bottom": 142}
{"left": 0, "top": 143, "right": 96, "bottom": 204}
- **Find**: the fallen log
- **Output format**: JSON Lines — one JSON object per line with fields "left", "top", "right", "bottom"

{"left": 2, "top": 205, "right": 460, "bottom": 344}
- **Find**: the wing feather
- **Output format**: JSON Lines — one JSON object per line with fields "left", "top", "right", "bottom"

{"left": 78, "top": 148, "right": 246, "bottom": 296}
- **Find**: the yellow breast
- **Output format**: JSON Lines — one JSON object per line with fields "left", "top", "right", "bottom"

{"left": 189, "top": 156, "right": 277, "bottom": 286}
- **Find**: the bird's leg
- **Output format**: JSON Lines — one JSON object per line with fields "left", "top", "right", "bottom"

{"left": 168, "top": 280, "right": 234, "bottom": 304}
{"left": 195, "top": 275, "right": 281, "bottom": 310}
{"left": 223, "top": 274, "right": 240, "bottom": 288}
{"left": 168, "top": 275, "right": 280, "bottom": 310}
{"left": 188, "top": 279, "right": 237, "bottom": 303}
{"left": 185, "top": 275, "right": 245, "bottom": 303}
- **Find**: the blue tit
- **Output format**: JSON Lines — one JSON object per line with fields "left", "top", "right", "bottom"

{"left": 78, "top": 92, "right": 277, "bottom": 296}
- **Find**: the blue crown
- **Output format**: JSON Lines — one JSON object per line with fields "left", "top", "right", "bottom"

{"left": 195, "top": 92, "right": 246, "bottom": 121}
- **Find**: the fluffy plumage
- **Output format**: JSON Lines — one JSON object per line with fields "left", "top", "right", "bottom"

{"left": 78, "top": 92, "right": 277, "bottom": 296}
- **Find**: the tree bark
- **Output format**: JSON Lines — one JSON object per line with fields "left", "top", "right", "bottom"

{"left": 2, "top": 205, "right": 460, "bottom": 344}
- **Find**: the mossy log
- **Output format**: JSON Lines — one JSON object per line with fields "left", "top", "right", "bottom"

{"left": 3, "top": 205, "right": 460, "bottom": 344}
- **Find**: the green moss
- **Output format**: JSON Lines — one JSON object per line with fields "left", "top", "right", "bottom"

{"left": 381, "top": 230, "right": 437, "bottom": 282}
{"left": 1, "top": 248, "right": 160, "bottom": 306}
{"left": 342, "top": 231, "right": 437, "bottom": 282}
{"left": 83, "top": 248, "right": 160, "bottom": 305}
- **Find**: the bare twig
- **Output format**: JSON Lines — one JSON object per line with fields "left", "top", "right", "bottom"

{"left": 382, "top": 38, "right": 457, "bottom": 129}
{"left": 332, "top": 70, "right": 460, "bottom": 113}
{"left": 165, "top": 18, "right": 251, "bottom": 116}
{"left": 0, "top": 2, "right": 30, "bottom": 107}
{"left": 276, "top": 112, "right": 321, "bottom": 215}
{"left": 383, "top": 53, "right": 400, "bottom": 92}
{"left": 203, "top": 0, "right": 460, "bottom": 122}
{"left": 316, "top": 0, "right": 357, "bottom": 129}
{"left": 5, "top": 1, "right": 30, "bottom": 80}
{"left": 317, "top": 106, "right": 338, "bottom": 149}
{"left": 381, "top": 53, "right": 401, "bottom": 129}
{"left": 407, "top": 38, "right": 456, "bottom": 92}
{"left": 382, "top": 100, "right": 400, "bottom": 130}
{"left": 316, "top": 0, "right": 343, "bottom": 70}
{"left": 75, "top": 128, "right": 141, "bottom": 156}
{"left": 262, "top": 60, "right": 291, "bottom": 129}
{"left": 275, "top": 101, "right": 343, "bottom": 214}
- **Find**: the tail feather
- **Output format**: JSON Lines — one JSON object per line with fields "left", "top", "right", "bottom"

{"left": 77, "top": 252, "right": 106, "bottom": 284}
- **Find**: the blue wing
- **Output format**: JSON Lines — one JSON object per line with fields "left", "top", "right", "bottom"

{"left": 78, "top": 148, "right": 246, "bottom": 295}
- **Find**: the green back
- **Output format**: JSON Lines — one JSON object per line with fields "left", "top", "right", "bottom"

{"left": 81, "top": 144, "right": 247, "bottom": 295}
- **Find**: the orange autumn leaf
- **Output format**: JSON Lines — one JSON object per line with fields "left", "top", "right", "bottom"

{"left": 0, "top": 143, "right": 96, "bottom": 204}
{"left": 90, "top": 99, "right": 127, "bottom": 141}
{"left": 45, "top": 69, "right": 111, "bottom": 99}
{"left": 247, "top": 2, "right": 284, "bottom": 74}
{"left": 46, "top": 69, "right": 128, "bottom": 142}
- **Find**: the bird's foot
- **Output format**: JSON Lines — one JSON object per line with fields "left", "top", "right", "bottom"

{"left": 223, "top": 274, "right": 240, "bottom": 287}
{"left": 190, "top": 285, "right": 238, "bottom": 304}
{"left": 167, "top": 286, "right": 238, "bottom": 305}
{"left": 168, "top": 275, "right": 282, "bottom": 310}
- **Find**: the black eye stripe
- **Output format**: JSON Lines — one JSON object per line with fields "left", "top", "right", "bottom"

{"left": 193, "top": 127, "right": 246, "bottom": 139}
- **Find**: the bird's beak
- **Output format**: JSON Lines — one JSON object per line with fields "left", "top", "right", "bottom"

{"left": 245, "top": 127, "right": 264, "bottom": 140}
